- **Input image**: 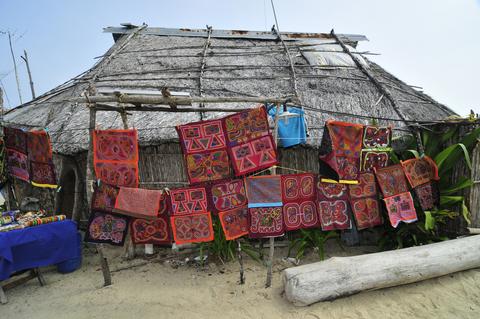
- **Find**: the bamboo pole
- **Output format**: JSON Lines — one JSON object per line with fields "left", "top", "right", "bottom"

{"left": 20, "top": 50, "right": 36, "bottom": 99}
{"left": 8, "top": 32, "right": 22, "bottom": 105}
{"left": 198, "top": 25, "right": 212, "bottom": 120}
{"left": 237, "top": 239, "right": 245, "bottom": 284}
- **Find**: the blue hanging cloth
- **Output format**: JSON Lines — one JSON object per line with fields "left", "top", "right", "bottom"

{"left": 267, "top": 105, "right": 307, "bottom": 148}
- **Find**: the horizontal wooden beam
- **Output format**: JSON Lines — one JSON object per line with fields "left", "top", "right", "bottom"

{"left": 94, "top": 103, "right": 253, "bottom": 113}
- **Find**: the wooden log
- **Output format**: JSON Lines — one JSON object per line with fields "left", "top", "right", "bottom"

{"left": 282, "top": 235, "right": 480, "bottom": 306}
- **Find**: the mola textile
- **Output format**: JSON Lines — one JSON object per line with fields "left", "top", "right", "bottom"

{"left": 319, "top": 121, "right": 364, "bottom": 182}
{"left": 114, "top": 187, "right": 164, "bottom": 219}
{"left": 267, "top": 105, "right": 307, "bottom": 148}
{"left": 316, "top": 181, "right": 352, "bottom": 231}
{"left": 374, "top": 164, "right": 410, "bottom": 198}
{"left": 169, "top": 186, "right": 208, "bottom": 215}
{"left": 245, "top": 175, "right": 282, "bottom": 208}
{"left": 360, "top": 150, "right": 390, "bottom": 172}
{"left": 383, "top": 192, "right": 418, "bottom": 228}
{"left": 93, "top": 129, "right": 139, "bottom": 187}
{"left": 414, "top": 182, "right": 440, "bottom": 211}
{"left": 348, "top": 173, "right": 383, "bottom": 229}
{"left": 248, "top": 206, "right": 284, "bottom": 238}
{"left": 401, "top": 156, "right": 439, "bottom": 188}
{"left": 4, "top": 127, "right": 27, "bottom": 154}
{"left": 6, "top": 148, "right": 29, "bottom": 182}
{"left": 209, "top": 179, "right": 247, "bottom": 214}
{"left": 218, "top": 207, "right": 249, "bottom": 240}
{"left": 362, "top": 125, "right": 392, "bottom": 149}
{"left": 130, "top": 216, "right": 171, "bottom": 245}
{"left": 91, "top": 182, "right": 120, "bottom": 213}
{"left": 184, "top": 149, "right": 231, "bottom": 184}
{"left": 27, "top": 130, "right": 57, "bottom": 188}
{"left": 84, "top": 211, "right": 130, "bottom": 246}
{"left": 229, "top": 135, "right": 278, "bottom": 176}
{"left": 222, "top": 106, "right": 270, "bottom": 146}
{"left": 170, "top": 212, "right": 214, "bottom": 245}
{"left": 281, "top": 173, "right": 320, "bottom": 231}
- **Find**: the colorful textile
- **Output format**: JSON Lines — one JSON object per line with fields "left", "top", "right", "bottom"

{"left": 374, "top": 164, "right": 409, "bottom": 197}
{"left": 319, "top": 121, "right": 364, "bottom": 182}
{"left": 177, "top": 119, "right": 226, "bottom": 154}
{"left": 170, "top": 212, "right": 214, "bottom": 245}
{"left": 281, "top": 173, "right": 319, "bottom": 230}
{"left": 223, "top": 106, "right": 270, "bottom": 146}
{"left": 91, "top": 182, "right": 120, "bottom": 213}
{"left": 218, "top": 207, "right": 249, "bottom": 240}
{"left": 229, "top": 135, "right": 278, "bottom": 176}
{"left": 4, "top": 127, "right": 27, "bottom": 153}
{"left": 26, "top": 130, "right": 56, "bottom": 188}
{"left": 130, "top": 216, "right": 171, "bottom": 245}
{"left": 30, "top": 161, "right": 56, "bottom": 187}
{"left": 414, "top": 182, "right": 439, "bottom": 211}
{"left": 360, "top": 150, "right": 390, "bottom": 172}
{"left": 114, "top": 187, "right": 163, "bottom": 219}
{"left": 348, "top": 172, "right": 377, "bottom": 199}
{"left": 401, "top": 156, "right": 439, "bottom": 188}
{"left": 6, "top": 149, "right": 29, "bottom": 182}
{"left": 348, "top": 173, "right": 383, "bottom": 229}
{"left": 316, "top": 181, "right": 351, "bottom": 230}
{"left": 363, "top": 126, "right": 392, "bottom": 149}
{"left": 248, "top": 207, "right": 284, "bottom": 238}
{"left": 245, "top": 175, "right": 282, "bottom": 208}
{"left": 22, "top": 215, "right": 66, "bottom": 227}
{"left": 93, "top": 129, "right": 139, "bottom": 187}
{"left": 84, "top": 211, "right": 130, "bottom": 246}
{"left": 383, "top": 192, "right": 417, "bottom": 228}
{"left": 210, "top": 179, "right": 247, "bottom": 213}
{"left": 170, "top": 186, "right": 208, "bottom": 215}
{"left": 267, "top": 105, "right": 307, "bottom": 148}
{"left": 185, "top": 149, "right": 231, "bottom": 184}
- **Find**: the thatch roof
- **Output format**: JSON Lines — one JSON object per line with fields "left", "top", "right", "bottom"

{"left": 4, "top": 26, "right": 455, "bottom": 155}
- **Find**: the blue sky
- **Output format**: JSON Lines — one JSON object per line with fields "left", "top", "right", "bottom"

{"left": 1, "top": 0, "right": 479, "bottom": 115}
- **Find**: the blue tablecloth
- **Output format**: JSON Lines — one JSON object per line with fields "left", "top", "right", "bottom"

{"left": 0, "top": 220, "right": 80, "bottom": 281}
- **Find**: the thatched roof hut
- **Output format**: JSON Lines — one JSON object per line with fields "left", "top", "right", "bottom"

{"left": 3, "top": 25, "right": 456, "bottom": 221}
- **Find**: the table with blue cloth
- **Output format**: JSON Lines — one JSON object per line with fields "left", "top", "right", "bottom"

{"left": 0, "top": 220, "right": 80, "bottom": 303}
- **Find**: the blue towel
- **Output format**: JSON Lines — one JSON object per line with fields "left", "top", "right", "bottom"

{"left": 268, "top": 105, "right": 307, "bottom": 148}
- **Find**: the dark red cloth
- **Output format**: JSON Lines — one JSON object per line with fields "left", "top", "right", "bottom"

{"left": 348, "top": 173, "right": 383, "bottom": 230}
{"left": 84, "top": 211, "right": 130, "bottom": 246}
{"left": 228, "top": 135, "right": 278, "bottom": 176}
{"left": 222, "top": 106, "right": 270, "bottom": 146}
{"left": 248, "top": 207, "right": 284, "bottom": 238}
{"left": 130, "top": 216, "right": 172, "bottom": 245}
{"left": 6, "top": 149, "right": 29, "bottom": 182}
{"left": 4, "top": 127, "right": 27, "bottom": 153}
{"left": 316, "top": 181, "right": 352, "bottom": 230}
{"left": 414, "top": 182, "right": 439, "bottom": 211}
{"left": 170, "top": 212, "right": 214, "bottom": 244}
{"left": 218, "top": 207, "right": 249, "bottom": 240}
{"left": 374, "top": 164, "right": 410, "bottom": 197}
{"left": 91, "top": 183, "right": 120, "bottom": 213}
{"left": 169, "top": 186, "right": 208, "bottom": 215}
{"left": 209, "top": 179, "right": 247, "bottom": 214}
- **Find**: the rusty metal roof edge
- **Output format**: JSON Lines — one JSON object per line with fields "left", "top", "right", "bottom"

{"left": 103, "top": 26, "right": 368, "bottom": 42}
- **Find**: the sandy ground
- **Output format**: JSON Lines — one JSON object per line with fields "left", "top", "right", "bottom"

{"left": 2, "top": 243, "right": 480, "bottom": 319}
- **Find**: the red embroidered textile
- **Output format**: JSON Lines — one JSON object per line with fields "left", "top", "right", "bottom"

{"left": 363, "top": 126, "right": 392, "bottom": 149}
{"left": 84, "top": 211, "right": 130, "bottom": 246}
{"left": 348, "top": 173, "right": 382, "bottom": 229}
{"left": 360, "top": 150, "right": 389, "bottom": 172}
{"left": 319, "top": 121, "right": 364, "bottom": 181}
{"left": 374, "top": 164, "right": 409, "bottom": 197}
{"left": 218, "top": 207, "right": 249, "bottom": 240}
{"left": 245, "top": 175, "right": 282, "bottom": 207}
{"left": 170, "top": 186, "right": 208, "bottom": 215}
{"left": 26, "top": 130, "right": 53, "bottom": 163}
{"left": 229, "top": 135, "right": 278, "bottom": 176}
{"left": 383, "top": 192, "right": 417, "bottom": 228}
{"left": 185, "top": 149, "right": 231, "bottom": 184}
{"left": 170, "top": 212, "right": 214, "bottom": 244}
{"left": 316, "top": 181, "right": 351, "bottom": 230}
{"left": 210, "top": 179, "right": 247, "bottom": 213}
{"left": 401, "top": 156, "right": 439, "bottom": 188}
{"left": 348, "top": 172, "right": 377, "bottom": 199}
{"left": 4, "top": 127, "right": 27, "bottom": 153}
{"left": 114, "top": 187, "right": 163, "bottom": 219}
{"left": 6, "top": 149, "right": 29, "bottom": 182}
{"left": 158, "top": 192, "right": 169, "bottom": 216}
{"left": 177, "top": 119, "right": 226, "bottom": 154}
{"left": 91, "top": 183, "right": 120, "bottom": 213}
{"left": 414, "top": 182, "right": 439, "bottom": 211}
{"left": 130, "top": 216, "right": 172, "bottom": 245}
{"left": 223, "top": 106, "right": 270, "bottom": 146}
{"left": 93, "top": 129, "right": 139, "bottom": 187}
{"left": 248, "top": 207, "right": 284, "bottom": 238}
{"left": 30, "top": 161, "right": 56, "bottom": 186}
{"left": 281, "top": 173, "right": 319, "bottom": 230}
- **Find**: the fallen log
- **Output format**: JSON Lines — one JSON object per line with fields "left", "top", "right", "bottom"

{"left": 283, "top": 235, "right": 480, "bottom": 306}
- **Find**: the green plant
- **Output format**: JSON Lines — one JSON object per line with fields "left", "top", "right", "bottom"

{"left": 288, "top": 229, "right": 339, "bottom": 260}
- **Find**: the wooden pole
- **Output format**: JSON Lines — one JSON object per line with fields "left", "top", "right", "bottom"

{"left": 237, "top": 239, "right": 245, "bottom": 284}
{"left": 7, "top": 32, "right": 22, "bottom": 105}
{"left": 20, "top": 50, "right": 36, "bottom": 99}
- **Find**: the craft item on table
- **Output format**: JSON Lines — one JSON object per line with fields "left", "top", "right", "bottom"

{"left": 22, "top": 215, "right": 66, "bottom": 227}
{"left": 414, "top": 182, "right": 440, "bottom": 211}
{"left": 229, "top": 135, "right": 278, "bottom": 176}
{"left": 27, "top": 130, "right": 57, "bottom": 188}
{"left": 15, "top": 211, "right": 45, "bottom": 225}
{"left": 114, "top": 187, "right": 163, "bottom": 219}
{"left": 0, "top": 223, "right": 24, "bottom": 232}
{"left": 91, "top": 182, "right": 120, "bottom": 213}
{"left": 218, "top": 207, "right": 249, "bottom": 240}
{"left": 319, "top": 121, "right": 364, "bottom": 183}
{"left": 383, "top": 192, "right": 418, "bottom": 228}
{"left": 362, "top": 126, "right": 392, "bottom": 149}
{"left": 184, "top": 149, "right": 231, "bottom": 184}
{"left": 169, "top": 186, "right": 208, "bottom": 215}
{"left": 84, "top": 211, "right": 130, "bottom": 246}
{"left": 209, "top": 179, "right": 247, "bottom": 214}
{"left": 281, "top": 173, "right": 319, "bottom": 231}
{"left": 374, "top": 164, "right": 410, "bottom": 197}
{"left": 360, "top": 150, "right": 390, "bottom": 172}
{"left": 245, "top": 175, "right": 282, "bottom": 208}
{"left": 248, "top": 206, "right": 284, "bottom": 238}
{"left": 93, "top": 129, "right": 139, "bottom": 187}
{"left": 267, "top": 105, "right": 307, "bottom": 148}
{"left": 223, "top": 106, "right": 270, "bottom": 146}
{"left": 6, "top": 148, "right": 29, "bottom": 182}
{"left": 170, "top": 212, "right": 214, "bottom": 245}
{"left": 401, "top": 156, "right": 439, "bottom": 188}
{"left": 130, "top": 215, "right": 171, "bottom": 245}
{"left": 348, "top": 172, "right": 383, "bottom": 229}
{"left": 316, "top": 180, "right": 352, "bottom": 231}
{"left": 0, "top": 215, "right": 14, "bottom": 226}
{"left": 4, "top": 127, "right": 27, "bottom": 153}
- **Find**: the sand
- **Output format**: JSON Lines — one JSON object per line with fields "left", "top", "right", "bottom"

{"left": 2, "top": 244, "right": 480, "bottom": 319}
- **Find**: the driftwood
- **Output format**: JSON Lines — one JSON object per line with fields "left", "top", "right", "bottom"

{"left": 283, "top": 235, "right": 480, "bottom": 306}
